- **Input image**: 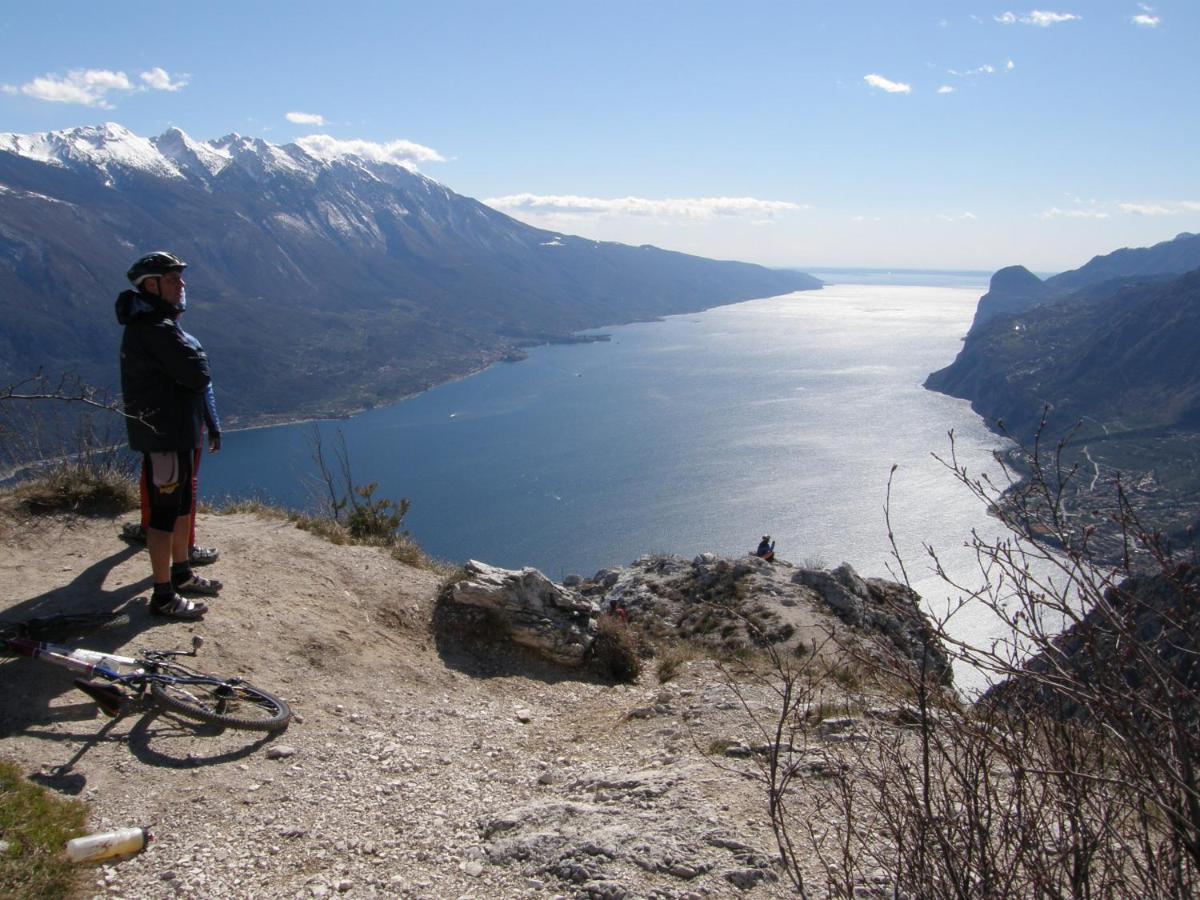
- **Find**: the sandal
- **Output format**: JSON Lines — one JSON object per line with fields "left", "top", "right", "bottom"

{"left": 189, "top": 545, "right": 220, "bottom": 566}
{"left": 150, "top": 593, "right": 208, "bottom": 620}
{"left": 174, "top": 572, "right": 223, "bottom": 596}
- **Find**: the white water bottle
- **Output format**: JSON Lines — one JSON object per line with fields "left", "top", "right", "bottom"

{"left": 64, "top": 827, "right": 148, "bottom": 863}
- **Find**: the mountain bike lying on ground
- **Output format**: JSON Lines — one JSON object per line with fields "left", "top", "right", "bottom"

{"left": 0, "top": 617, "right": 291, "bottom": 732}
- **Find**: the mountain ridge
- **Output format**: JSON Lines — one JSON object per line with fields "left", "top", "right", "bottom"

{"left": 963, "top": 231, "right": 1200, "bottom": 330}
{"left": 924, "top": 232, "right": 1200, "bottom": 557}
{"left": 0, "top": 123, "right": 820, "bottom": 433}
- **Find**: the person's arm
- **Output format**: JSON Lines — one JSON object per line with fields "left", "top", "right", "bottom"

{"left": 203, "top": 384, "right": 222, "bottom": 452}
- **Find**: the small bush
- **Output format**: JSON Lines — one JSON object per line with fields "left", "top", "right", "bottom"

{"left": 592, "top": 616, "right": 641, "bottom": 683}
{"left": 0, "top": 759, "right": 88, "bottom": 898}
{"left": 345, "top": 482, "right": 410, "bottom": 544}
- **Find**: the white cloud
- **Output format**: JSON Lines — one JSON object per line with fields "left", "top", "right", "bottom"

{"left": 287, "top": 112, "right": 326, "bottom": 126}
{"left": 1132, "top": 13, "right": 1160, "bottom": 27}
{"left": 996, "top": 10, "right": 1081, "bottom": 26}
{"left": 1038, "top": 206, "right": 1110, "bottom": 219}
{"left": 863, "top": 73, "right": 912, "bottom": 94}
{"left": 1027, "top": 10, "right": 1080, "bottom": 26}
{"left": 484, "top": 194, "right": 805, "bottom": 222}
{"left": 10, "top": 66, "right": 186, "bottom": 107}
{"left": 1007, "top": 59, "right": 1016, "bottom": 70}
{"left": 139, "top": 67, "right": 188, "bottom": 92}
{"left": 937, "top": 212, "right": 977, "bottom": 222}
{"left": 18, "top": 69, "right": 131, "bottom": 107}
{"left": 937, "top": 85, "right": 955, "bottom": 94}
{"left": 1118, "top": 201, "right": 1199, "bottom": 215}
{"left": 949, "top": 63, "right": 999, "bottom": 76}
{"left": 294, "top": 134, "right": 444, "bottom": 169}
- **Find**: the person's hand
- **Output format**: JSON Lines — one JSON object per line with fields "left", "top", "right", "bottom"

{"left": 209, "top": 432, "right": 222, "bottom": 453}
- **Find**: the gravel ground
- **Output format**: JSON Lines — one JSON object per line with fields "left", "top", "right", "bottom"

{"left": 0, "top": 509, "right": 865, "bottom": 898}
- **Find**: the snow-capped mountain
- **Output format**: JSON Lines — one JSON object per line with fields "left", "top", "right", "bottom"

{"left": 0, "top": 123, "right": 818, "bottom": 425}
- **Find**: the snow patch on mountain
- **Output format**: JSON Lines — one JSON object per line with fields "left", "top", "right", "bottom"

{"left": 209, "top": 134, "right": 318, "bottom": 182}
{"left": 0, "top": 122, "right": 183, "bottom": 181}
{"left": 153, "top": 127, "right": 232, "bottom": 178}
{"left": 0, "top": 123, "right": 443, "bottom": 190}
{"left": 271, "top": 212, "right": 317, "bottom": 236}
{"left": 0, "top": 183, "right": 71, "bottom": 205}
{"left": 316, "top": 199, "right": 384, "bottom": 244}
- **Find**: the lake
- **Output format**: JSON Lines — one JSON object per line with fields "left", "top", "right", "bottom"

{"left": 204, "top": 274, "right": 1010, "bottom": 594}
{"left": 203, "top": 273, "right": 1035, "bottom": 689}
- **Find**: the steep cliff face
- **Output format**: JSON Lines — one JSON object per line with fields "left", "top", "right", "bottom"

{"left": 925, "top": 236, "right": 1200, "bottom": 557}
{"left": 967, "top": 264, "right": 1048, "bottom": 330}
{"left": 927, "top": 266, "right": 1200, "bottom": 441}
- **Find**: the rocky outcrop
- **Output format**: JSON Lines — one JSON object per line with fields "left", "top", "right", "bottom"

{"left": 444, "top": 559, "right": 599, "bottom": 665}
{"left": 793, "top": 563, "right": 951, "bottom": 682}
{"left": 438, "top": 553, "right": 952, "bottom": 684}
{"left": 480, "top": 766, "right": 779, "bottom": 894}
{"left": 967, "top": 264, "right": 1048, "bottom": 329}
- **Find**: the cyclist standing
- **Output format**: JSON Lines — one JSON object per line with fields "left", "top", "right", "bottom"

{"left": 116, "top": 251, "right": 222, "bottom": 619}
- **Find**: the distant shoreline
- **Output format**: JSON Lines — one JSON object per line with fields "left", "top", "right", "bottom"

{"left": 216, "top": 287, "right": 813, "bottom": 438}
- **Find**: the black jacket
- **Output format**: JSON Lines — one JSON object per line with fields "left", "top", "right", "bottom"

{"left": 116, "top": 289, "right": 211, "bottom": 452}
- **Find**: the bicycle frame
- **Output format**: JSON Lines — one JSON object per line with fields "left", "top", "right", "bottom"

{"left": 3, "top": 637, "right": 141, "bottom": 681}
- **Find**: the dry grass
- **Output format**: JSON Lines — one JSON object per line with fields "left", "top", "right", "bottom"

{"left": 655, "top": 643, "right": 695, "bottom": 683}
{"left": 12, "top": 464, "right": 137, "bottom": 516}
{"left": 210, "top": 498, "right": 447, "bottom": 572}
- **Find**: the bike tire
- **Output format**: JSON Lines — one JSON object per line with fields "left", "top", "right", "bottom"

{"left": 150, "top": 673, "right": 291, "bottom": 732}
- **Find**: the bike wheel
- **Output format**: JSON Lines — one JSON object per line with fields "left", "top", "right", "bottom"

{"left": 150, "top": 672, "right": 291, "bottom": 732}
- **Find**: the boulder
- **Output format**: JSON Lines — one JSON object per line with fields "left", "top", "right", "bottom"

{"left": 447, "top": 560, "right": 599, "bottom": 666}
{"left": 793, "top": 564, "right": 867, "bottom": 624}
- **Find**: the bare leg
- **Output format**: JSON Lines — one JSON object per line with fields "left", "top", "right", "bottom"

{"left": 147, "top": 516, "right": 190, "bottom": 581}
{"left": 172, "top": 514, "right": 190, "bottom": 566}
{"left": 147, "top": 527, "right": 172, "bottom": 584}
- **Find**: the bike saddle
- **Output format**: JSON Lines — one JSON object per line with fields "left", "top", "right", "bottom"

{"left": 73, "top": 678, "right": 128, "bottom": 718}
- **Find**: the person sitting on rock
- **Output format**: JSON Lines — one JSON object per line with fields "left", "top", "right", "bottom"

{"left": 755, "top": 536, "right": 776, "bottom": 562}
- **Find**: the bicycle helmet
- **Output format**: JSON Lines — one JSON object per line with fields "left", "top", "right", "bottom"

{"left": 127, "top": 251, "right": 187, "bottom": 287}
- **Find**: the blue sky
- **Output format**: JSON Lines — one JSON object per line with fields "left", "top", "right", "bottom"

{"left": 2, "top": 1, "right": 1197, "bottom": 272}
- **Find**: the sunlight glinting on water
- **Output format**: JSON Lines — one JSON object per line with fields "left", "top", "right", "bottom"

{"left": 205, "top": 279, "right": 1024, "bottom": 690}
